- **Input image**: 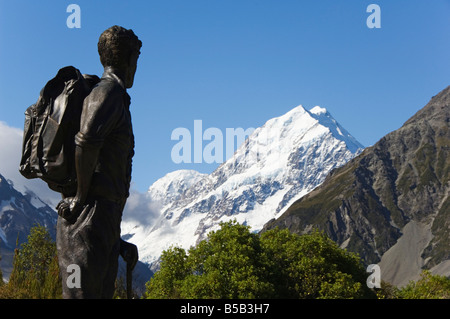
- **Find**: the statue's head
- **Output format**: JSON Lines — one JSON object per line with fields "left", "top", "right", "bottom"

{"left": 98, "top": 25, "right": 142, "bottom": 88}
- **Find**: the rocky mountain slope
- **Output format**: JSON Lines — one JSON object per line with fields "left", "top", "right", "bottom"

{"left": 122, "top": 105, "right": 364, "bottom": 267}
{"left": 264, "top": 86, "right": 450, "bottom": 286}
{"left": 0, "top": 173, "right": 58, "bottom": 278}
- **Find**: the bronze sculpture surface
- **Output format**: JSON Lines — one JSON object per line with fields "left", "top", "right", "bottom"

{"left": 56, "top": 25, "right": 142, "bottom": 299}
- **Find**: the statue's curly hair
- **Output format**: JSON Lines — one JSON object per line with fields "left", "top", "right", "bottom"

{"left": 98, "top": 25, "right": 142, "bottom": 68}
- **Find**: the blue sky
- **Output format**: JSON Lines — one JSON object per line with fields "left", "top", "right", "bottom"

{"left": 0, "top": 0, "right": 449, "bottom": 193}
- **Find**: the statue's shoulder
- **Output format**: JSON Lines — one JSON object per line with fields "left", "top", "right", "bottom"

{"left": 87, "top": 76, "right": 125, "bottom": 104}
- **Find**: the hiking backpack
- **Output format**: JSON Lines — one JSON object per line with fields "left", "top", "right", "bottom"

{"left": 19, "top": 66, "right": 100, "bottom": 195}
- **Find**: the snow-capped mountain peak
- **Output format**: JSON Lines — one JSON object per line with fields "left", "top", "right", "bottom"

{"left": 308, "top": 106, "right": 363, "bottom": 153}
{"left": 121, "top": 105, "right": 364, "bottom": 267}
{"left": 148, "top": 170, "right": 207, "bottom": 207}
{"left": 310, "top": 105, "right": 327, "bottom": 115}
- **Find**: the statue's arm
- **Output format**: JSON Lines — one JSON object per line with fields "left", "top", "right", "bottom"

{"left": 56, "top": 84, "right": 120, "bottom": 220}
{"left": 71, "top": 85, "right": 116, "bottom": 206}
{"left": 73, "top": 143, "right": 99, "bottom": 205}
{"left": 56, "top": 138, "right": 100, "bottom": 220}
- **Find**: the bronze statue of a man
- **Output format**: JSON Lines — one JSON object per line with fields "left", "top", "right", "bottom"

{"left": 56, "top": 25, "right": 142, "bottom": 299}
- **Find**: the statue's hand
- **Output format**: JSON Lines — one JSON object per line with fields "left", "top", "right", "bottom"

{"left": 56, "top": 197, "right": 83, "bottom": 223}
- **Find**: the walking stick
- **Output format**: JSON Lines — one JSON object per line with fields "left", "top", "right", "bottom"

{"left": 120, "top": 239, "right": 138, "bottom": 299}
{"left": 127, "top": 261, "right": 133, "bottom": 299}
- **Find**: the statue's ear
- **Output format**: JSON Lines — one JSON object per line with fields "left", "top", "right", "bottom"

{"left": 127, "top": 49, "right": 140, "bottom": 67}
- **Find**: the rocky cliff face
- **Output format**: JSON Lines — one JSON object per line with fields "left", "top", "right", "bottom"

{"left": 264, "top": 86, "right": 450, "bottom": 285}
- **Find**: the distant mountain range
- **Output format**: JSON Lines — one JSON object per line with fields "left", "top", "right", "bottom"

{"left": 0, "top": 173, "right": 153, "bottom": 292}
{"left": 0, "top": 103, "right": 364, "bottom": 286}
{"left": 121, "top": 104, "right": 364, "bottom": 269}
{"left": 264, "top": 86, "right": 450, "bottom": 286}
{"left": 0, "top": 173, "right": 57, "bottom": 278}
{"left": 2, "top": 86, "right": 448, "bottom": 289}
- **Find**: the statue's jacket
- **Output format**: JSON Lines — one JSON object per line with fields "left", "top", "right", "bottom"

{"left": 74, "top": 68, "right": 135, "bottom": 203}
{"left": 57, "top": 68, "right": 134, "bottom": 298}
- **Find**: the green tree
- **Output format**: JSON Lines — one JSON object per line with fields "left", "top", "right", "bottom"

{"left": 144, "top": 221, "right": 374, "bottom": 299}
{"left": 375, "top": 280, "right": 400, "bottom": 299}
{"left": 145, "top": 222, "right": 273, "bottom": 299}
{"left": 1, "top": 225, "right": 62, "bottom": 299}
{"left": 398, "top": 270, "right": 450, "bottom": 299}
{"left": 179, "top": 221, "right": 273, "bottom": 298}
{"left": 145, "top": 246, "right": 189, "bottom": 298}
{"left": 260, "top": 227, "right": 373, "bottom": 299}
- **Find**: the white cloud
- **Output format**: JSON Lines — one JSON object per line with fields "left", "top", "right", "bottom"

{"left": 0, "top": 121, "right": 22, "bottom": 180}
{"left": 0, "top": 121, "right": 161, "bottom": 221}
{"left": 0, "top": 121, "right": 61, "bottom": 208}
{"left": 122, "top": 186, "right": 161, "bottom": 227}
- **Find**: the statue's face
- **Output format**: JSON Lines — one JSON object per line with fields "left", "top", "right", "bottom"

{"left": 125, "top": 49, "right": 140, "bottom": 89}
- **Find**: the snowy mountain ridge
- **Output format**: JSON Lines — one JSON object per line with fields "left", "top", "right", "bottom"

{"left": 121, "top": 104, "right": 364, "bottom": 267}
{"left": 0, "top": 173, "right": 58, "bottom": 278}
{"left": 148, "top": 170, "right": 207, "bottom": 207}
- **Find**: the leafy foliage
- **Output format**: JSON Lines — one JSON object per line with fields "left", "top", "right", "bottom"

{"left": 0, "top": 225, "right": 62, "bottom": 299}
{"left": 1, "top": 223, "right": 448, "bottom": 299}
{"left": 260, "top": 226, "right": 372, "bottom": 299}
{"left": 376, "top": 270, "right": 450, "bottom": 299}
{"left": 144, "top": 221, "right": 375, "bottom": 299}
{"left": 397, "top": 271, "right": 450, "bottom": 299}
{"left": 0, "top": 224, "right": 138, "bottom": 299}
